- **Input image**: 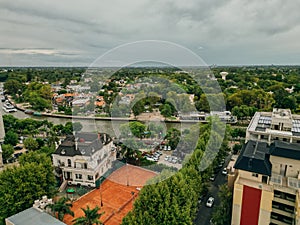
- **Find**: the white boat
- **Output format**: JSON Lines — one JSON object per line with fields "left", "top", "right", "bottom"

{"left": 3, "top": 101, "right": 17, "bottom": 113}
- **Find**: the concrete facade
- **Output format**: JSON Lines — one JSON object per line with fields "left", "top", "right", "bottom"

{"left": 232, "top": 109, "right": 300, "bottom": 225}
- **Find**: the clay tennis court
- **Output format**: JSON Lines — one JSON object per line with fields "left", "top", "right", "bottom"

{"left": 64, "top": 164, "right": 157, "bottom": 225}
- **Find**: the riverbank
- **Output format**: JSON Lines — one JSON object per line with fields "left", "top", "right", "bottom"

{"left": 9, "top": 98, "right": 199, "bottom": 123}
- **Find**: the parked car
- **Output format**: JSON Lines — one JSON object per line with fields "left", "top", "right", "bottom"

{"left": 222, "top": 168, "right": 227, "bottom": 175}
{"left": 209, "top": 174, "right": 216, "bottom": 181}
{"left": 167, "top": 146, "right": 171, "bottom": 151}
{"left": 164, "top": 155, "right": 170, "bottom": 161}
{"left": 206, "top": 197, "right": 215, "bottom": 207}
{"left": 172, "top": 158, "right": 177, "bottom": 164}
{"left": 146, "top": 157, "right": 155, "bottom": 162}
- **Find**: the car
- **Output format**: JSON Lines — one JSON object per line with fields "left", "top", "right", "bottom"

{"left": 172, "top": 158, "right": 177, "bottom": 164}
{"left": 209, "top": 174, "right": 216, "bottom": 181}
{"left": 164, "top": 146, "right": 167, "bottom": 151}
{"left": 153, "top": 156, "right": 159, "bottom": 161}
{"left": 168, "top": 157, "right": 173, "bottom": 162}
{"left": 222, "top": 168, "right": 227, "bottom": 175}
{"left": 146, "top": 157, "right": 155, "bottom": 162}
{"left": 167, "top": 146, "right": 171, "bottom": 151}
{"left": 206, "top": 197, "right": 214, "bottom": 207}
{"left": 164, "top": 155, "right": 170, "bottom": 161}
{"left": 14, "top": 145, "right": 23, "bottom": 150}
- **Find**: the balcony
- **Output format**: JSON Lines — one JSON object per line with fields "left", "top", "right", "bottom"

{"left": 272, "top": 208, "right": 294, "bottom": 218}
{"left": 270, "top": 218, "right": 293, "bottom": 225}
{"left": 273, "top": 197, "right": 295, "bottom": 207}
{"left": 271, "top": 212, "right": 294, "bottom": 225}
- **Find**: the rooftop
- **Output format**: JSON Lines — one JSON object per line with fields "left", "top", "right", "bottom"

{"left": 270, "top": 141, "right": 300, "bottom": 160}
{"left": 53, "top": 133, "right": 111, "bottom": 157}
{"left": 235, "top": 140, "right": 300, "bottom": 176}
{"left": 247, "top": 109, "right": 300, "bottom": 136}
{"left": 6, "top": 207, "right": 66, "bottom": 225}
{"left": 234, "top": 140, "right": 272, "bottom": 176}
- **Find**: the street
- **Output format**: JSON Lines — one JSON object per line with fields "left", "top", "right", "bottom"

{"left": 194, "top": 154, "right": 231, "bottom": 225}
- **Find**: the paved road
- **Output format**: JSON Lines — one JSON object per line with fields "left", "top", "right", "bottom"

{"left": 194, "top": 154, "right": 232, "bottom": 225}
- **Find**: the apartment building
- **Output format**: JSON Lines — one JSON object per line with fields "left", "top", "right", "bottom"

{"left": 232, "top": 109, "right": 300, "bottom": 225}
{"left": 52, "top": 132, "right": 116, "bottom": 187}
{"left": 246, "top": 108, "right": 300, "bottom": 144}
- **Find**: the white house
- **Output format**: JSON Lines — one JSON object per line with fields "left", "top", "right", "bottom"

{"left": 52, "top": 132, "right": 116, "bottom": 187}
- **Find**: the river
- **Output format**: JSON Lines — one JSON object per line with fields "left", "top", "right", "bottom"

{"left": 0, "top": 101, "right": 196, "bottom": 137}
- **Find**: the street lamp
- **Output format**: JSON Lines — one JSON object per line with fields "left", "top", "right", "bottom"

{"left": 126, "top": 161, "right": 129, "bottom": 186}
{"left": 100, "top": 176, "right": 103, "bottom": 207}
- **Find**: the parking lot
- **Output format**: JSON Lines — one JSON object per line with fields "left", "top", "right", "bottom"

{"left": 142, "top": 146, "right": 184, "bottom": 170}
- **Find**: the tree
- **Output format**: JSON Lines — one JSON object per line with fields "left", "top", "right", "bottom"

{"left": 0, "top": 152, "right": 56, "bottom": 224}
{"left": 1, "top": 144, "right": 14, "bottom": 163}
{"left": 165, "top": 128, "right": 180, "bottom": 150}
{"left": 211, "top": 184, "right": 233, "bottom": 225}
{"left": 47, "top": 197, "right": 74, "bottom": 221}
{"left": 4, "top": 130, "right": 18, "bottom": 146}
{"left": 4, "top": 79, "right": 22, "bottom": 94}
{"left": 72, "top": 205, "right": 104, "bottom": 225}
{"left": 24, "top": 137, "right": 39, "bottom": 151}
{"left": 128, "top": 121, "right": 146, "bottom": 139}
{"left": 160, "top": 103, "right": 173, "bottom": 118}
{"left": 132, "top": 100, "right": 145, "bottom": 117}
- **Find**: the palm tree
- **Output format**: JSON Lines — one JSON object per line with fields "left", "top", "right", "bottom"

{"left": 72, "top": 205, "right": 104, "bottom": 225}
{"left": 47, "top": 197, "right": 74, "bottom": 221}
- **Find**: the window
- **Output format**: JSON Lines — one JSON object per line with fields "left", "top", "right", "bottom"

{"left": 252, "top": 173, "right": 258, "bottom": 177}
{"left": 87, "top": 175, "right": 93, "bottom": 181}
{"left": 84, "top": 163, "right": 88, "bottom": 169}
{"left": 68, "top": 159, "right": 72, "bottom": 167}
{"left": 262, "top": 175, "right": 268, "bottom": 184}
{"left": 75, "top": 174, "right": 82, "bottom": 179}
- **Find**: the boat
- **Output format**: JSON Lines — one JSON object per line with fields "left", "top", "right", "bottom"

{"left": 33, "top": 111, "right": 42, "bottom": 116}
{"left": 2, "top": 100, "right": 17, "bottom": 113}
{"left": 24, "top": 109, "right": 34, "bottom": 115}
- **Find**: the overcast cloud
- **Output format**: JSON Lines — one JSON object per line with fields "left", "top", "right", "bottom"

{"left": 0, "top": 0, "right": 299, "bottom": 66}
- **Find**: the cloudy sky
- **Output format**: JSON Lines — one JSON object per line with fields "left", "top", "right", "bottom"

{"left": 0, "top": 0, "right": 299, "bottom": 66}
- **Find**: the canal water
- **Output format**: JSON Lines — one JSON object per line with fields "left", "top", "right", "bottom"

{"left": 0, "top": 101, "right": 195, "bottom": 137}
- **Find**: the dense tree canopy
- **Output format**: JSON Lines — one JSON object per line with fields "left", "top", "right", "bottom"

{"left": 0, "top": 152, "right": 56, "bottom": 225}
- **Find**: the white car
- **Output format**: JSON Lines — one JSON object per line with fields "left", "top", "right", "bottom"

{"left": 164, "top": 156, "right": 170, "bottom": 161}
{"left": 222, "top": 168, "right": 227, "bottom": 175}
{"left": 146, "top": 157, "right": 155, "bottom": 162}
{"left": 206, "top": 197, "right": 214, "bottom": 207}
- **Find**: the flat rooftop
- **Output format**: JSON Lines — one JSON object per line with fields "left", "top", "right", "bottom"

{"left": 248, "top": 110, "right": 300, "bottom": 136}
{"left": 6, "top": 207, "right": 66, "bottom": 225}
